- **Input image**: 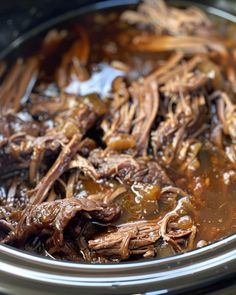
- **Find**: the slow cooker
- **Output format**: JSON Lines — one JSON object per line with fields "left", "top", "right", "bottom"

{"left": 0, "top": 1, "right": 236, "bottom": 294}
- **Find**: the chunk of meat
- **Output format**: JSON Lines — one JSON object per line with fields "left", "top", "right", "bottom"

{"left": 130, "top": 80, "right": 159, "bottom": 153}
{"left": 0, "top": 57, "right": 39, "bottom": 113}
{"left": 131, "top": 35, "right": 228, "bottom": 61}
{"left": 103, "top": 78, "right": 159, "bottom": 154}
{"left": 160, "top": 72, "right": 208, "bottom": 96}
{"left": 88, "top": 220, "right": 160, "bottom": 260}
{"left": 121, "top": 0, "right": 214, "bottom": 36}
{"left": 151, "top": 95, "right": 207, "bottom": 166}
{"left": 3, "top": 197, "right": 120, "bottom": 247}
{"left": 217, "top": 92, "right": 236, "bottom": 141}
{"left": 30, "top": 134, "right": 82, "bottom": 204}
{"left": 88, "top": 150, "right": 173, "bottom": 186}
{"left": 88, "top": 193, "right": 197, "bottom": 261}
{"left": 56, "top": 27, "right": 90, "bottom": 87}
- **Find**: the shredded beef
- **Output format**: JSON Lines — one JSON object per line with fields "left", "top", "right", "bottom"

{"left": 0, "top": 0, "right": 235, "bottom": 264}
{"left": 3, "top": 197, "right": 120, "bottom": 248}
{"left": 88, "top": 150, "right": 173, "bottom": 186}
{"left": 89, "top": 220, "right": 160, "bottom": 260}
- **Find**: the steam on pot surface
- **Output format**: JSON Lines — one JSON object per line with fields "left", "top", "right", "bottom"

{"left": 1, "top": 0, "right": 236, "bottom": 264}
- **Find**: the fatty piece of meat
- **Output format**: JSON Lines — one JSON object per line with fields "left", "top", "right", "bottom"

{"left": 0, "top": 102, "right": 99, "bottom": 181}
{"left": 3, "top": 197, "right": 120, "bottom": 247}
{"left": 118, "top": 158, "right": 172, "bottom": 186}
{"left": 88, "top": 150, "right": 173, "bottom": 186}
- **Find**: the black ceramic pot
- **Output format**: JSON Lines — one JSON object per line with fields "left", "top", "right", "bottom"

{"left": 0, "top": 1, "right": 236, "bottom": 294}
